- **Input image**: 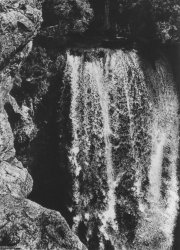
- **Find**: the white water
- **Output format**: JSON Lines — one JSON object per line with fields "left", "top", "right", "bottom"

{"left": 88, "top": 59, "right": 118, "bottom": 241}
{"left": 65, "top": 50, "right": 179, "bottom": 250}
{"left": 137, "top": 61, "right": 180, "bottom": 249}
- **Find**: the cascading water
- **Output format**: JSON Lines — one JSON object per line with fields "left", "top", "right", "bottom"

{"left": 64, "top": 49, "right": 179, "bottom": 250}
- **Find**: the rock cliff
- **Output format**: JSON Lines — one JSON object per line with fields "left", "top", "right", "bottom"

{"left": 0, "top": 1, "right": 86, "bottom": 249}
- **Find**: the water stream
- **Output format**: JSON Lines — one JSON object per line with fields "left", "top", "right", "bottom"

{"left": 64, "top": 49, "right": 179, "bottom": 250}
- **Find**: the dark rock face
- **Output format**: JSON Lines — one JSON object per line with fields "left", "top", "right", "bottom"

{"left": 11, "top": 46, "right": 74, "bottom": 226}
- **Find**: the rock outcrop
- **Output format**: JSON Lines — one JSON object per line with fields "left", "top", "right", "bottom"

{"left": 0, "top": 1, "right": 86, "bottom": 249}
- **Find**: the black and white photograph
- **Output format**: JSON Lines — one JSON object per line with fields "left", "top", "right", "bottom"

{"left": 0, "top": 0, "right": 180, "bottom": 249}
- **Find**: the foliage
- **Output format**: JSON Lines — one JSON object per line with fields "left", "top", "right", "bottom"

{"left": 41, "top": 0, "right": 180, "bottom": 44}
{"left": 151, "top": 0, "right": 180, "bottom": 42}
{"left": 43, "top": 0, "right": 93, "bottom": 35}
{"left": 115, "top": 0, "right": 180, "bottom": 43}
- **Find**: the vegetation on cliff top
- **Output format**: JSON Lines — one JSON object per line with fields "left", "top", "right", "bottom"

{"left": 43, "top": 0, "right": 93, "bottom": 34}
{"left": 114, "top": 0, "right": 180, "bottom": 43}
{"left": 40, "top": 0, "right": 180, "bottom": 45}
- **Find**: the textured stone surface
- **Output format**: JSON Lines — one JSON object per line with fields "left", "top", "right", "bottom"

{"left": 0, "top": 195, "right": 86, "bottom": 250}
{"left": 0, "top": 0, "right": 42, "bottom": 69}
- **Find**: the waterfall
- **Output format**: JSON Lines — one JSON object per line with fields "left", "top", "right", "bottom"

{"left": 65, "top": 49, "right": 179, "bottom": 250}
